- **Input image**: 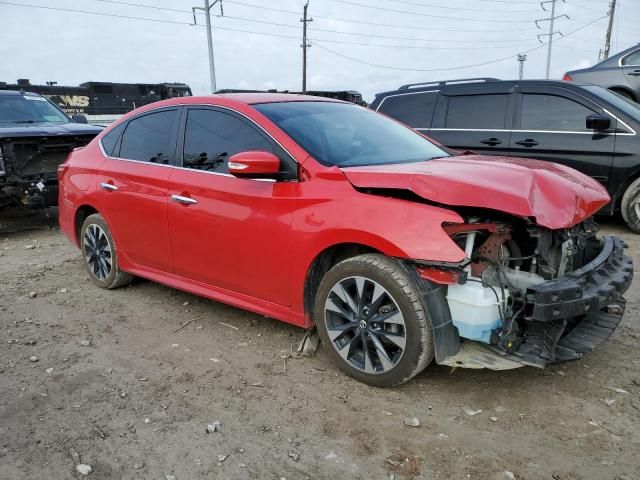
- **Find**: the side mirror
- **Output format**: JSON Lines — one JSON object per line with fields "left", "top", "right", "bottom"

{"left": 586, "top": 114, "right": 610, "bottom": 131}
{"left": 72, "top": 114, "right": 88, "bottom": 124}
{"left": 228, "top": 150, "right": 280, "bottom": 178}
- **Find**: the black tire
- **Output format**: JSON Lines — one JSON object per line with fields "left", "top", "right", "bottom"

{"left": 313, "top": 254, "right": 434, "bottom": 387}
{"left": 621, "top": 177, "right": 640, "bottom": 233}
{"left": 80, "top": 213, "right": 133, "bottom": 289}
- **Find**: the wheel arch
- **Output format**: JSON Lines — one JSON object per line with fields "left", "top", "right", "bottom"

{"left": 608, "top": 86, "right": 637, "bottom": 101}
{"left": 613, "top": 166, "right": 640, "bottom": 210}
{"left": 303, "top": 242, "right": 382, "bottom": 319}
{"left": 74, "top": 204, "right": 100, "bottom": 246}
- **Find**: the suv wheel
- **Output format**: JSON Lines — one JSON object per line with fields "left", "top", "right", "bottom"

{"left": 621, "top": 177, "right": 640, "bottom": 233}
{"left": 313, "top": 254, "right": 434, "bottom": 387}
{"left": 80, "top": 213, "right": 133, "bottom": 289}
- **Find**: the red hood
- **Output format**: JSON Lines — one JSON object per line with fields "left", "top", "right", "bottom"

{"left": 341, "top": 155, "right": 610, "bottom": 229}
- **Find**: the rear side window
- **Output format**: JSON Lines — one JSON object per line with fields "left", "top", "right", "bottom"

{"left": 445, "top": 94, "right": 508, "bottom": 129}
{"left": 182, "top": 108, "right": 275, "bottom": 173}
{"left": 621, "top": 49, "right": 640, "bottom": 66}
{"left": 119, "top": 109, "right": 178, "bottom": 163}
{"left": 520, "top": 94, "right": 593, "bottom": 132}
{"left": 100, "top": 122, "right": 125, "bottom": 157}
{"left": 377, "top": 91, "right": 438, "bottom": 128}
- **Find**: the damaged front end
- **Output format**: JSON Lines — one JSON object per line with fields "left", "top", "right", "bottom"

{"left": 417, "top": 216, "right": 633, "bottom": 370}
{"left": 0, "top": 134, "right": 95, "bottom": 209}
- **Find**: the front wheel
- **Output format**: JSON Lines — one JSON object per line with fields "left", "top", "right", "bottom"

{"left": 313, "top": 254, "right": 434, "bottom": 387}
{"left": 621, "top": 177, "right": 640, "bottom": 233}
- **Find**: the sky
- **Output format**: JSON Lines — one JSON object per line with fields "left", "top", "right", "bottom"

{"left": 0, "top": 0, "right": 638, "bottom": 103}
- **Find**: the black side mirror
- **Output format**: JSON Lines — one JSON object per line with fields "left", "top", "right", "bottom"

{"left": 586, "top": 114, "right": 610, "bottom": 131}
{"left": 72, "top": 114, "right": 88, "bottom": 124}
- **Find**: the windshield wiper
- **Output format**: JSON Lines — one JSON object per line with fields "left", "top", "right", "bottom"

{"left": 0, "top": 120, "right": 37, "bottom": 124}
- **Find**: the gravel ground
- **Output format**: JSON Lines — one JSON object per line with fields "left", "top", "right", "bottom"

{"left": 0, "top": 208, "right": 638, "bottom": 480}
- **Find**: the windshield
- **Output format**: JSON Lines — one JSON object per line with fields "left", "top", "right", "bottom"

{"left": 583, "top": 85, "right": 640, "bottom": 124}
{"left": 0, "top": 94, "right": 69, "bottom": 125}
{"left": 254, "top": 101, "right": 449, "bottom": 167}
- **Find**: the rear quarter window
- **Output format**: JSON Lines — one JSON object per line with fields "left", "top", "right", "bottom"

{"left": 100, "top": 122, "right": 125, "bottom": 157}
{"left": 376, "top": 91, "right": 438, "bottom": 129}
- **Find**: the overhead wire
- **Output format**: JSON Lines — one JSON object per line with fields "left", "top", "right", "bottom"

{"left": 309, "top": 15, "right": 608, "bottom": 72}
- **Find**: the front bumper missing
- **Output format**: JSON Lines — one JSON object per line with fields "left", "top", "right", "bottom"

{"left": 436, "top": 236, "right": 633, "bottom": 370}
{"left": 515, "top": 236, "right": 633, "bottom": 366}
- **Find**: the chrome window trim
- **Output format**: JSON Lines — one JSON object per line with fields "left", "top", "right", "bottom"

{"left": 98, "top": 102, "right": 299, "bottom": 180}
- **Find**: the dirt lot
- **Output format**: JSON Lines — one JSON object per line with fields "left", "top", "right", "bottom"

{"left": 0, "top": 209, "right": 638, "bottom": 480}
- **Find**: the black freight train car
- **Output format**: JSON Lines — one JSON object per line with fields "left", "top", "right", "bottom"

{"left": 0, "top": 79, "right": 192, "bottom": 117}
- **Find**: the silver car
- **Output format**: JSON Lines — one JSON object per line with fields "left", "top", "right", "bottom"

{"left": 564, "top": 43, "right": 640, "bottom": 102}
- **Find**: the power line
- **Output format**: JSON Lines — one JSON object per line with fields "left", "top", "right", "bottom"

{"left": 375, "top": 0, "right": 541, "bottom": 13}
{"left": 310, "top": 14, "right": 607, "bottom": 72}
{"left": 223, "top": 0, "right": 539, "bottom": 33}
{"left": 85, "top": 0, "right": 541, "bottom": 44}
{"left": 324, "top": 0, "right": 536, "bottom": 23}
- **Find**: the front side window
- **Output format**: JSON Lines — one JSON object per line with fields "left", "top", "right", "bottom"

{"left": 621, "top": 49, "right": 640, "bottom": 66}
{"left": 521, "top": 94, "right": 594, "bottom": 132}
{"left": 0, "top": 94, "right": 69, "bottom": 125}
{"left": 445, "top": 94, "right": 508, "bottom": 129}
{"left": 377, "top": 91, "right": 438, "bottom": 129}
{"left": 182, "top": 109, "right": 275, "bottom": 173}
{"left": 255, "top": 101, "right": 449, "bottom": 167}
{"left": 119, "top": 109, "right": 178, "bottom": 163}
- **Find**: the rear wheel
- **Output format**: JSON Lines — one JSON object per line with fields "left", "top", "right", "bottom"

{"left": 621, "top": 177, "right": 640, "bottom": 233}
{"left": 314, "top": 254, "right": 434, "bottom": 387}
{"left": 80, "top": 213, "right": 133, "bottom": 289}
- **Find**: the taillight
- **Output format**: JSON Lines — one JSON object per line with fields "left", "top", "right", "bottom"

{"left": 562, "top": 73, "right": 573, "bottom": 81}
{"left": 0, "top": 145, "right": 5, "bottom": 176}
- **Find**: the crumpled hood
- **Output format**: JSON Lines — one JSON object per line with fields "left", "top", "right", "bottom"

{"left": 0, "top": 122, "right": 103, "bottom": 139}
{"left": 341, "top": 155, "right": 611, "bottom": 229}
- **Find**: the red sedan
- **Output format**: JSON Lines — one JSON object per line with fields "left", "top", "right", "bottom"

{"left": 58, "top": 94, "right": 633, "bottom": 386}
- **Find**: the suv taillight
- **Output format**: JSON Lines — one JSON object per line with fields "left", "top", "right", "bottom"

{"left": 562, "top": 73, "right": 573, "bottom": 81}
{"left": 0, "top": 145, "right": 5, "bottom": 176}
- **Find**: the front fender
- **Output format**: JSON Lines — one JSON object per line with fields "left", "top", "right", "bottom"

{"left": 289, "top": 186, "right": 466, "bottom": 314}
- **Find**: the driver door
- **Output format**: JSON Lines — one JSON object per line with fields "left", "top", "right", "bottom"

{"left": 167, "top": 107, "right": 298, "bottom": 306}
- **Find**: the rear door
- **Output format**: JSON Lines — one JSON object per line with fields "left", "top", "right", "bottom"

{"left": 510, "top": 86, "right": 615, "bottom": 187}
{"left": 620, "top": 48, "right": 640, "bottom": 97}
{"left": 429, "top": 85, "right": 514, "bottom": 156}
{"left": 95, "top": 108, "right": 179, "bottom": 272}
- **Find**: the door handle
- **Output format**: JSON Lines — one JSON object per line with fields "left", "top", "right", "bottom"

{"left": 480, "top": 137, "right": 502, "bottom": 146}
{"left": 171, "top": 194, "right": 198, "bottom": 205}
{"left": 515, "top": 139, "right": 539, "bottom": 147}
{"left": 628, "top": 70, "right": 640, "bottom": 76}
{"left": 99, "top": 182, "right": 118, "bottom": 191}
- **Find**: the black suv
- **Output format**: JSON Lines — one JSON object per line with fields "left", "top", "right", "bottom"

{"left": 371, "top": 78, "right": 640, "bottom": 232}
{"left": 0, "top": 90, "right": 103, "bottom": 209}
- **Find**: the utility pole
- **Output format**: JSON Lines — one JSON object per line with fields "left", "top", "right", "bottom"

{"left": 603, "top": 0, "right": 617, "bottom": 59}
{"left": 192, "top": 0, "right": 223, "bottom": 93}
{"left": 517, "top": 54, "right": 527, "bottom": 80}
{"left": 300, "top": 1, "right": 312, "bottom": 94}
{"left": 536, "top": 0, "right": 568, "bottom": 79}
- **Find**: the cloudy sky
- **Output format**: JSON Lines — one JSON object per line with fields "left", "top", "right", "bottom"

{"left": 1, "top": 0, "right": 637, "bottom": 102}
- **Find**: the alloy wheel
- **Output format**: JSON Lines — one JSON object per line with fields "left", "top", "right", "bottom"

{"left": 324, "top": 276, "right": 406, "bottom": 374}
{"left": 83, "top": 224, "right": 113, "bottom": 281}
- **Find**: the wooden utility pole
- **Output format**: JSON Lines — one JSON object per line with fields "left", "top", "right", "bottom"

{"left": 603, "top": 0, "right": 617, "bottom": 60}
{"left": 301, "top": 2, "right": 312, "bottom": 94}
